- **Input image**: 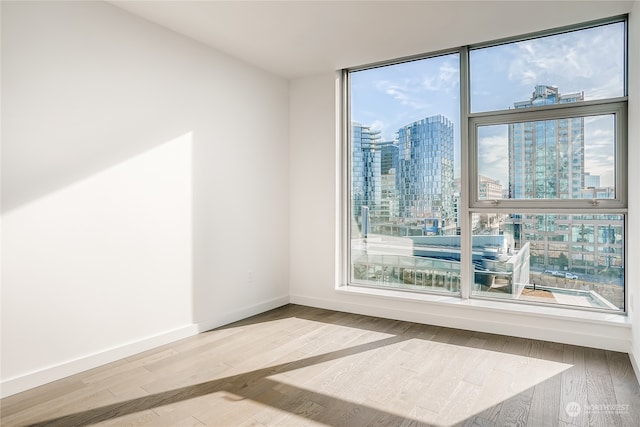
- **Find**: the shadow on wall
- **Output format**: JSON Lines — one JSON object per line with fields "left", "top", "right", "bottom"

{"left": 1, "top": 0, "right": 290, "bottom": 396}
{"left": 0, "top": 133, "right": 195, "bottom": 384}
{"left": 1, "top": 127, "right": 195, "bottom": 214}
{"left": 2, "top": 0, "right": 203, "bottom": 214}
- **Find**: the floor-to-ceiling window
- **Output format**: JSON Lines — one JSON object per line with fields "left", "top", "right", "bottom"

{"left": 344, "top": 17, "right": 627, "bottom": 312}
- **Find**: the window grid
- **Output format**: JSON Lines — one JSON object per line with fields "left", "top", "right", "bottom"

{"left": 343, "top": 16, "right": 628, "bottom": 313}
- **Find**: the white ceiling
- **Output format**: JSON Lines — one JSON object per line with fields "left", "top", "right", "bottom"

{"left": 110, "top": 1, "right": 634, "bottom": 80}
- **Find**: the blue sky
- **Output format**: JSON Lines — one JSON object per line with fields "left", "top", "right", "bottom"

{"left": 350, "top": 21, "right": 624, "bottom": 188}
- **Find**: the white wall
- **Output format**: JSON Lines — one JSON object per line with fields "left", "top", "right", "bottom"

{"left": 289, "top": 10, "right": 638, "bottom": 354}
{"left": 628, "top": 0, "right": 640, "bottom": 378}
{"left": 1, "top": 1, "right": 289, "bottom": 397}
{"left": 289, "top": 74, "right": 339, "bottom": 303}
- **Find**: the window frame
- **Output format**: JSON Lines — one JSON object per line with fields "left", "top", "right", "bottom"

{"left": 469, "top": 99, "right": 628, "bottom": 211}
{"left": 341, "top": 15, "right": 629, "bottom": 313}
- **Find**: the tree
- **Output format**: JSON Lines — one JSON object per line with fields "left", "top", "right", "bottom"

{"left": 558, "top": 253, "right": 569, "bottom": 270}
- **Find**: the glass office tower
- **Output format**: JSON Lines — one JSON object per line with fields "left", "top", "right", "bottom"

{"left": 351, "top": 123, "right": 382, "bottom": 236}
{"left": 509, "top": 85, "right": 584, "bottom": 200}
{"left": 396, "top": 115, "right": 455, "bottom": 234}
{"left": 506, "top": 86, "right": 623, "bottom": 278}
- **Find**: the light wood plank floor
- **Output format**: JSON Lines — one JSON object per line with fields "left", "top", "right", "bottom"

{"left": 2, "top": 304, "right": 639, "bottom": 427}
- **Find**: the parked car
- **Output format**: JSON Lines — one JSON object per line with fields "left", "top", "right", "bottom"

{"left": 565, "top": 272, "right": 579, "bottom": 279}
{"left": 544, "top": 270, "right": 556, "bottom": 275}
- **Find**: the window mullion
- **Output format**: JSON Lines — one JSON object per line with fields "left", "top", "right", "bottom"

{"left": 341, "top": 69, "right": 351, "bottom": 287}
{"left": 460, "top": 46, "right": 472, "bottom": 299}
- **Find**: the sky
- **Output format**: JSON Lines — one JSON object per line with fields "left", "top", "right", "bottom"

{"left": 350, "top": 21, "right": 624, "bottom": 188}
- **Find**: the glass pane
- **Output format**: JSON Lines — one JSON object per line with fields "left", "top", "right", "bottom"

{"left": 352, "top": 242, "right": 461, "bottom": 293}
{"left": 477, "top": 114, "right": 615, "bottom": 200}
{"left": 349, "top": 54, "right": 460, "bottom": 293}
{"left": 471, "top": 213, "right": 624, "bottom": 311}
{"left": 470, "top": 21, "right": 625, "bottom": 113}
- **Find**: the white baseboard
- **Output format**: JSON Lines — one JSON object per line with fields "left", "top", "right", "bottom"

{"left": 629, "top": 346, "right": 640, "bottom": 384}
{"left": 0, "top": 295, "right": 290, "bottom": 399}
{"left": 289, "top": 293, "right": 631, "bottom": 353}
{"left": 0, "top": 324, "right": 199, "bottom": 399}
{"left": 195, "top": 295, "right": 290, "bottom": 333}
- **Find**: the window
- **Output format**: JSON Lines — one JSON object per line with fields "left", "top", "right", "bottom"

{"left": 344, "top": 17, "right": 627, "bottom": 312}
{"left": 348, "top": 53, "right": 461, "bottom": 295}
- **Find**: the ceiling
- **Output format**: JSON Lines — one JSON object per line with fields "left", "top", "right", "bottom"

{"left": 110, "top": 1, "right": 634, "bottom": 80}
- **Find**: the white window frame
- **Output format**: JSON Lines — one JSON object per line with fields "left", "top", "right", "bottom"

{"left": 468, "top": 100, "right": 628, "bottom": 211}
{"left": 341, "top": 16, "right": 628, "bottom": 313}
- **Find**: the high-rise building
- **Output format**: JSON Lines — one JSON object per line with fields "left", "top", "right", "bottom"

{"left": 507, "top": 86, "right": 584, "bottom": 267}
{"left": 584, "top": 172, "right": 601, "bottom": 189}
{"left": 378, "top": 142, "right": 399, "bottom": 222}
{"left": 505, "top": 86, "right": 622, "bottom": 275}
{"left": 396, "top": 115, "right": 455, "bottom": 233}
{"left": 351, "top": 123, "right": 381, "bottom": 228}
{"left": 380, "top": 141, "right": 398, "bottom": 176}
{"left": 477, "top": 176, "right": 503, "bottom": 234}
{"left": 478, "top": 175, "right": 503, "bottom": 200}
{"left": 509, "top": 85, "right": 584, "bottom": 200}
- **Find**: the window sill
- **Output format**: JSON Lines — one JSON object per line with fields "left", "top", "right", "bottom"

{"left": 335, "top": 284, "right": 630, "bottom": 328}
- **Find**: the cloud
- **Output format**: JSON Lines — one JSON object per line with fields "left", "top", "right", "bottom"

{"left": 375, "top": 79, "right": 428, "bottom": 110}
{"left": 478, "top": 134, "right": 509, "bottom": 185}
{"left": 504, "top": 23, "right": 624, "bottom": 100}
{"left": 440, "top": 62, "right": 459, "bottom": 82}
{"left": 369, "top": 119, "right": 386, "bottom": 131}
{"left": 509, "top": 42, "right": 594, "bottom": 83}
{"left": 369, "top": 59, "right": 461, "bottom": 139}
{"left": 369, "top": 119, "right": 396, "bottom": 141}
{"left": 587, "top": 75, "right": 624, "bottom": 101}
{"left": 583, "top": 118, "right": 616, "bottom": 186}
{"left": 422, "top": 61, "right": 459, "bottom": 92}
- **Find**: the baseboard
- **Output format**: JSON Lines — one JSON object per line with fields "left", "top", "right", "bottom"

{"left": 195, "top": 295, "right": 290, "bottom": 333}
{"left": 289, "top": 293, "right": 631, "bottom": 353}
{"left": 1, "top": 295, "right": 291, "bottom": 399}
{"left": 629, "top": 346, "right": 640, "bottom": 384}
{"left": 0, "top": 324, "right": 199, "bottom": 399}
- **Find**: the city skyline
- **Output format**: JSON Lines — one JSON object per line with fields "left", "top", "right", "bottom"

{"left": 353, "top": 85, "right": 617, "bottom": 191}
{"left": 351, "top": 86, "right": 623, "bottom": 281}
{"left": 350, "top": 20, "right": 624, "bottom": 188}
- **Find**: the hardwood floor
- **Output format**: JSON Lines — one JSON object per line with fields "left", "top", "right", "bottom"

{"left": 2, "top": 304, "right": 639, "bottom": 426}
